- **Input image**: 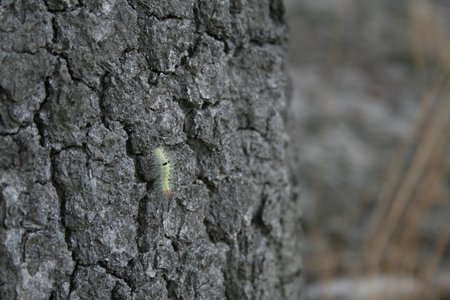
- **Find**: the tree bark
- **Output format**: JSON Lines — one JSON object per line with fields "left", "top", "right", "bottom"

{"left": 0, "top": 0, "right": 302, "bottom": 299}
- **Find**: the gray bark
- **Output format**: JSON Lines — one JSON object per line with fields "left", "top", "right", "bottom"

{"left": 0, "top": 0, "right": 302, "bottom": 299}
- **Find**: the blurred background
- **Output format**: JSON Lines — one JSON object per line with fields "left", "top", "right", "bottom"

{"left": 284, "top": 0, "right": 450, "bottom": 299}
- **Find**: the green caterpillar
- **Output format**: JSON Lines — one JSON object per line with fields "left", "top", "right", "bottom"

{"left": 153, "top": 147, "right": 171, "bottom": 197}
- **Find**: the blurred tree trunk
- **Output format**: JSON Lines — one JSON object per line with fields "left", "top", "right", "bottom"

{"left": 0, "top": 0, "right": 302, "bottom": 299}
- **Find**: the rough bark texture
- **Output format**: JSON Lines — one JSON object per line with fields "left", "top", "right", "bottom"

{"left": 0, "top": 1, "right": 302, "bottom": 299}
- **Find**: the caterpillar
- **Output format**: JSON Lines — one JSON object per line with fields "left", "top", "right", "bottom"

{"left": 153, "top": 146, "right": 171, "bottom": 197}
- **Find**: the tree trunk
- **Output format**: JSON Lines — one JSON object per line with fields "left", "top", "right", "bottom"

{"left": 0, "top": 0, "right": 302, "bottom": 299}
